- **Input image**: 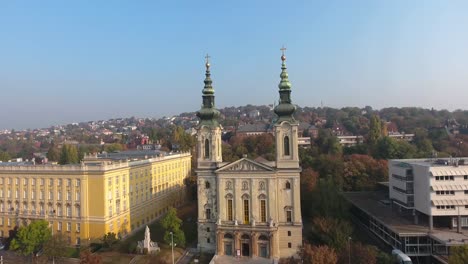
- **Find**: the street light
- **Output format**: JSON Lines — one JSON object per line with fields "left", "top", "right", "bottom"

{"left": 348, "top": 237, "right": 352, "bottom": 264}
{"left": 170, "top": 231, "right": 175, "bottom": 264}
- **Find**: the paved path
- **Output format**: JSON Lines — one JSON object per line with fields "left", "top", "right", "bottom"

{"left": 176, "top": 248, "right": 196, "bottom": 264}
{"left": 213, "top": 256, "right": 272, "bottom": 264}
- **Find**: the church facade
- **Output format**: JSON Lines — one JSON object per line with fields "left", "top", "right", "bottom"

{"left": 196, "top": 52, "right": 302, "bottom": 260}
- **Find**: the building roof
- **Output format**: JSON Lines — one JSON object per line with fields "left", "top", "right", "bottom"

{"left": 391, "top": 158, "right": 468, "bottom": 169}
{"left": 237, "top": 123, "right": 270, "bottom": 133}
{"left": 343, "top": 191, "right": 468, "bottom": 245}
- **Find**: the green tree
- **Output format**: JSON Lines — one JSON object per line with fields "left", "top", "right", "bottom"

{"left": 10, "top": 220, "right": 52, "bottom": 256}
{"left": 161, "top": 207, "right": 185, "bottom": 247}
{"left": 368, "top": 115, "right": 382, "bottom": 146}
{"left": 46, "top": 142, "right": 60, "bottom": 162}
{"left": 43, "top": 233, "right": 69, "bottom": 263}
{"left": 449, "top": 245, "right": 468, "bottom": 264}
{"left": 101, "top": 232, "right": 119, "bottom": 248}
{"left": 0, "top": 151, "right": 10, "bottom": 162}
{"left": 374, "top": 137, "right": 417, "bottom": 159}
{"left": 59, "top": 144, "right": 79, "bottom": 164}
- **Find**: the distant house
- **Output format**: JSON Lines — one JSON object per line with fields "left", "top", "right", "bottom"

{"left": 247, "top": 109, "right": 260, "bottom": 119}
{"left": 236, "top": 123, "right": 270, "bottom": 137}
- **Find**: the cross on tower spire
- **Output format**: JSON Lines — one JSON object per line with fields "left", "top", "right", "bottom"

{"left": 205, "top": 54, "right": 211, "bottom": 68}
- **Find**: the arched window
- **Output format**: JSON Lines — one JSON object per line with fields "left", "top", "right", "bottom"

{"left": 204, "top": 139, "right": 210, "bottom": 159}
{"left": 205, "top": 181, "right": 210, "bottom": 189}
{"left": 243, "top": 197, "right": 250, "bottom": 224}
{"left": 285, "top": 181, "right": 291, "bottom": 190}
{"left": 283, "top": 136, "right": 290, "bottom": 156}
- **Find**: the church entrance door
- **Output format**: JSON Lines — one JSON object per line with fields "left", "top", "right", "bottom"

{"left": 242, "top": 242, "right": 250, "bottom": 256}
{"left": 224, "top": 243, "right": 232, "bottom": 256}
{"left": 259, "top": 245, "right": 267, "bottom": 258}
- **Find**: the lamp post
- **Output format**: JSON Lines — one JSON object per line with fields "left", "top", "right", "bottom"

{"left": 170, "top": 231, "right": 174, "bottom": 264}
{"left": 348, "top": 237, "right": 352, "bottom": 264}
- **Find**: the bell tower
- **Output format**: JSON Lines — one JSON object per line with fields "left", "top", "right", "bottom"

{"left": 273, "top": 48, "right": 299, "bottom": 169}
{"left": 196, "top": 55, "right": 221, "bottom": 253}
{"left": 196, "top": 54, "right": 223, "bottom": 169}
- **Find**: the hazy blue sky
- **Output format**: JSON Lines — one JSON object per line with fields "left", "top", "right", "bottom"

{"left": 1, "top": 1, "right": 467, "bottom": 130}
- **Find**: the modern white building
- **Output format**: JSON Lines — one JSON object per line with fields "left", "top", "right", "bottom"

{"left": 389, "top": 158, "right": 468, "bottom": 231}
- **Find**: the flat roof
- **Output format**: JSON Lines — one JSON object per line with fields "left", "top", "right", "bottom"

{"left": 343, "top": 191, "right": 468, "bottom": 245}
{"left": 391, "top": 158, "right": 468, "bottom": 168}
{"left": 343, "top": 191, "right": 428, "bottom": 235}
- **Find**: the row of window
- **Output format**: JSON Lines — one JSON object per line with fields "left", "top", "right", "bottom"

{"left": 0, "top": 189, "right": 80, "bottom": 201}
{"left": 435, "top": 176, "right": 455, "bottom": 181}
{"left": 434, "top": 205, "right": 468, "bottom": 210}
{"left": 208, "top": 199, "right": 293, "bottom": 223}
{"left": 433, "top": 175, "right": 468, "bottom": 181}
{"left": 436, "top": 205, "right": 456, "bottom": 210}
{"left": 0, "top": 178, "right": 80, "bottom": 187}
{"left": 0, "top": 203, "right": 81, "bottom": 217}
{"left": 434, "top": 190, "right": 468, "bottom": 195}
{"left": 206, "top": 181, "right": 292, "bottom": 190}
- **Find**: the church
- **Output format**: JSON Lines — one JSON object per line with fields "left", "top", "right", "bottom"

{"left": 196, "top": 50, "right": 302, "bottom": 260}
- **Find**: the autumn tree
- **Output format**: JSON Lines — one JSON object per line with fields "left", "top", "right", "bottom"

{"left": 10, "top": 220, "right": 52, "bottom": 256}
{"left": 80, "top": 248, "right": 102, "bottom": 264}
{"left": 340, "top": 242, "right": 378, "bottom": 264}
{"left": 343, "top": 154, "right": 388, "bottom": 191}
{"left": 310, "top": 217, "right": 353, "bottom": 250}
{"left": 449, "top": 245, "right": 468, "bottom": 264}
{"left": 300, "top": 168, "right": 319, "bottom": 218}
{"left": 307, "top": 244, "right": 338, "bottom": 264}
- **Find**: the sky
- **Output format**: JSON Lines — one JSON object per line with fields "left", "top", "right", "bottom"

{"left": 1, "top": 1, "right": 468, "bottom": 130}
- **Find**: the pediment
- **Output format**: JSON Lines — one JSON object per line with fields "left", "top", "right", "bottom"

{"left": 216, "top": 158, "right": 274, "bottom": 173}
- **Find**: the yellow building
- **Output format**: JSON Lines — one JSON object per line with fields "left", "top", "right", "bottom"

{"left": 0, "top": 150, "right": 191, "bottom": 246}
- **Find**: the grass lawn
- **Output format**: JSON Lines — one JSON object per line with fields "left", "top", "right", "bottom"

{"left": 134, "top": 245, "right": 185, "bottom": 264}
{"left": 98, "top": 251, "right": 136, "bottom": 264}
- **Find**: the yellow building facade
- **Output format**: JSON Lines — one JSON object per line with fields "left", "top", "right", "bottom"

{"left": 0, "top": 151, "right": 191, "bottom": 246}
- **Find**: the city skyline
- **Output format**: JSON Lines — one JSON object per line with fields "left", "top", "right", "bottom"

{"left": 1, "top": 1, "right": 468, "bottom": 130}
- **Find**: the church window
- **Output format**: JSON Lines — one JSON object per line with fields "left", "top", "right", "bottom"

{"left": 288, "top": 231, "right": 291, "bottom": 236}
{"left": 284, "top": 136, "right": 290, "bottom": 156}
{"left": 243, "top": 199, "right": 250, "bottom": 224}
{"left": 286, "top": 209, "right": 292, "bottom": 222}
{"left": 204, "top": 139, "right": 210, "bottom": 159}
{"left": 205, "top": 181, "right": 210, "bottom": 189}
{"left": 288, "top": 242, "right": 292, "bottom": 248}
{"left": 207, "top": 238, "right": 210, "bottom": 243}
{"left": 207, "top": 227, "right": 210, "bottom": 232}
{"left": 260, "top": 199, "right": 266, "bottom": 222}
{"left": 285, "top": 181, "right": 291, "bottom": 189}
{"left": 206, "top": 208, "right": 211, "bottom": 220}
{"left": 227, "top": 199, "right": 233, "bottom": 221}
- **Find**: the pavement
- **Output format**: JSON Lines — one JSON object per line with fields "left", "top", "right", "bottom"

{"left": 212, "top": 256, "right": 272, "bottom": 264}
{"left": 177, "top": 248, "right": 197, "bottom": 264}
